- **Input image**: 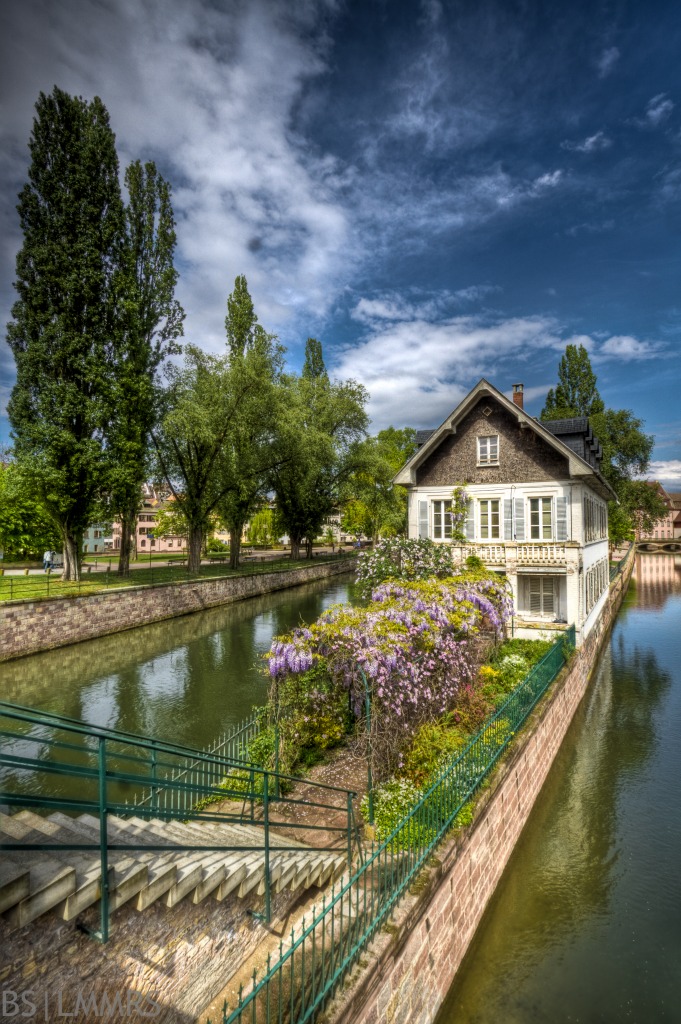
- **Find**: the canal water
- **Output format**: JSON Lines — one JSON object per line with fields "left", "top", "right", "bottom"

{"left": 436, "top": 552, "right": 681, "bottom": 1024}
{"left": 0, "top": 574, "right": 360, "bottom": 798}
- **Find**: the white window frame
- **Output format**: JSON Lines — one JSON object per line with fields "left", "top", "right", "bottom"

{"left": 477, "top": 435, "right": 499, "bottom": 466}
{"left": 479, "top": 498, "right": 501, "bottom": 540}
{"left": 432, "top": 499, "right": 453, "bottom": 540}
{"left": 529, "top": 497, "right": 553, "bottom": 540}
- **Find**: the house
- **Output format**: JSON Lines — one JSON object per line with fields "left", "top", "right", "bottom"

{"left": 110, "top": 484, "right": 186, "bottom": 556}
{"left": 635, "top": 483, "right": 681, "bottom": 541}
{"left": 82, "top": 524, "right": 108, "bottom": 554}
{"left": 393, "top": 379, "right": 617, "bottom": 644}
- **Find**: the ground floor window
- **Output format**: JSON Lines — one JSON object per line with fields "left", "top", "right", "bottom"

{"left": 518, "top": 574, "right": 564, "bottom": 619}
{"left": 432, "top": 500, "right": 452, "bottom": 539}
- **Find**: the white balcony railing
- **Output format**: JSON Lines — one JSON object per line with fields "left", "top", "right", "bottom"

{"left": 451, "top": 543, "right": 570, "bottom": 565}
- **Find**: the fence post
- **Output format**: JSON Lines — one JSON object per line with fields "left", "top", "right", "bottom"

{"left": 347, "top": 791, "right": 353, "bottom": 869}
{"left": 263, "top": 771, "right": 271, "bottom": 923}
{"left": 98, "top": 737, "right": 110, "bottom": 943}
{"left": 151, "top": 741, "right": 158, "bottom": 815}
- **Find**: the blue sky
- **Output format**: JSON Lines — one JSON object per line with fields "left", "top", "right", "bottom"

{"left": 1, "top": 0, "right": 680, "bottom": 485}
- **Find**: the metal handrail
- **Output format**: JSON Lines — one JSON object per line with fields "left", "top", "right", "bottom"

{"left": 214, "top": 626, "right": 576, "bottom": 1024}
{"left": 0, "top": 701, "right": 360, "bottom": 942}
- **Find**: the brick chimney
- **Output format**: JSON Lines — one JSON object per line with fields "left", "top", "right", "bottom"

{"left": 512, "top": 383, "right": 524, "bottom": 410}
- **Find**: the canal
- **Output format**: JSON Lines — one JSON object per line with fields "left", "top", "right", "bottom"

{"left": 0, "top": 574, "right": 360, "bottom": 796}
{"left": 436, "top": 552, "right": 681, "bottom": 1024}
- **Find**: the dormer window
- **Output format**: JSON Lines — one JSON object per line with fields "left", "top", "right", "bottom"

{"left": 477, "top": 435, "right": 499, "bottom": 466}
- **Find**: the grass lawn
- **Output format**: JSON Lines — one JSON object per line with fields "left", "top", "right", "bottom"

{"left": 0, "top": 553, "right": 353, "bottom": 603}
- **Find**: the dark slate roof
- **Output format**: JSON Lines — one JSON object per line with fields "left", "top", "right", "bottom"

{"left": 540, "top": 417, "right": 603, "bottom": 471}
{"left": 415, "top": 429, "right": 435, "bottom": 448}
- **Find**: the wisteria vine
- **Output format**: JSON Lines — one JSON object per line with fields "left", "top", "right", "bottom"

{"left": 266, "top": 571, "right": 513, "bottom": 778}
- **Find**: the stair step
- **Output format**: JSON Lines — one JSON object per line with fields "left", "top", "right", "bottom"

{"left": 2, "top": 852, "right": 76, "bottom": 928}
{"left": 0, "top": 862, "right": 30, "bottom": 915}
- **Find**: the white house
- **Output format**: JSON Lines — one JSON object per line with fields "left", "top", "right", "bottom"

{"left": 394, "top": 380, "right": 616, "bottom": 644}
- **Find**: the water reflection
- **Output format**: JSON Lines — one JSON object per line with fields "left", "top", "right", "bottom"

{"left": 437, "top": 554, "right": 681, "bottom": 1024}
{"left": 0, "top": 575, "right": 359, "bottom": 767}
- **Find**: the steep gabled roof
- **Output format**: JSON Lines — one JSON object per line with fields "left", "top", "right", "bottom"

{"left": 394, "top": 378, "right": 617, "bottom": 501}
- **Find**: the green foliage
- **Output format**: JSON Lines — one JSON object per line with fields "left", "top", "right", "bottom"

{"left": 247, "top": 508, "right": 276, "bottom": 547}
{"left": 0, "top": 459, "right": 60, "bottom": 557}
{"left": 340, "top": 427, "right": 417, "bottom": 543}
{"left": 361, "top": 779, "right": 435, "bottom": 848}
{"left": 465, "top": 554, "right": 485, "bottom": 570}
{"left": 541, "top": 343, "right": 604, "bottom": 419}
{"left": 542, "top": 345, "right": 667, "bottom": 542}
{"left": 206, "top": 536, "right": 228, "bottom": 552}
{"left": 270, "top": 339, "right": 368, "bottom": 559}
{"left": 399, "top": 719, "right": 468, "bottom": 788}
{"left": 6, "top": 87, "right": 125, "bottom": 579}
{"left": 106, "top": 160, "right": 184, "bottom": 574}
{"left": 225, "top": 274, "right": 256, "bottom": 358}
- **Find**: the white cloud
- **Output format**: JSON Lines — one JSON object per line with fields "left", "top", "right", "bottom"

{"left": 597, "top": 47, "right": 620, "bottom": 79}
{"left": 597, "top": 335, "right": 663, "bottom": 360}
{"left": 333, "top": 304, "right": 565, "bottom": 429}
{"left": 632, "top": 93, "right": 675, "bottom": 129}
{"left": 0, "top": 0, "right": 351, "bottom": 358}
{"left": 561, "top": 131, "right": 612, "bottom": 153}
{"left": 532, "top": 170, "right": 564, "bottom": 190}
{"left": 566, "top": 219, "right": 615, "bottom": 236}
{"left": 648, "top": 460, "right": 681, "bottom": 485}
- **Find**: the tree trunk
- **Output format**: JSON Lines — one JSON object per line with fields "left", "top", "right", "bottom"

{"left": 290, "top": 534, "right": 302, "bottom": 561}
{"left": 305, "top": 537, "right": 313, "bottom": 559}
{"left": 188, "top": 525, "right": 203, "bottom": 573}
{"left": 117, "top": 509, "right": 134, "bottom": 575}
{"left": 229, "top": 527, "right": 241, "bottom": 569}
{"left": 62, "top": 531, "right": 81, "bottom": 581}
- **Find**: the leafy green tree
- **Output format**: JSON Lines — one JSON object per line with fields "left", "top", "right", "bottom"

{"left": 541, "top": 343, "right": 604, "bottom": 419}
{"left": 247, "top": 508, "right": 275, "bottom": 547}
{"left": 543, "top": 346, "right": 667, "bottom": 543}
{"left": 218, "top": 277, "right": 285, "bottom": 568}
{"left": 0, "top": 457, "right": 60, "bottom": 559}
{"left": 107, "top": 161, "right": 184, "bottom": 576}
{"left": 341, "top": 427, "right": 416, "bottom": 544}
{"left": 6, "top": 87, "right": 125, "bottom": 579}
{"left": 271, "top": 340, "right": 368, "bottom": 559}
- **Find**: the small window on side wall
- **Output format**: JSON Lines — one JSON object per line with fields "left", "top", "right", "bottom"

{"left": 477, "top": 435, "right": 499, "bottom": 466}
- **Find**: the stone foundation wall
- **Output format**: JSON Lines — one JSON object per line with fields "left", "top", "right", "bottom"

{"left": 0, "top": 559, "right": 354, "bottom": 663}
{"left": 326, "top": 555, "right": 634, "bottom": 1024}
{"left": 0, "top": 873, "right": 304, "bottom": 1024}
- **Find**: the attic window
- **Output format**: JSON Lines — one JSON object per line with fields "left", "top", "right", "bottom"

{"left": 477, "top": 435, "right": 499, "bottom": 466}
{"left": 482, "top": 406, "right": 493, "bottom": 417}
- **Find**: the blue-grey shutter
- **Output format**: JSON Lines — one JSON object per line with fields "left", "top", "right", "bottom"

{"left": 514, "top": 498, "right": 525, "bottom": 541}
{"left": 418, "top": 500, "right": 429, "bottom": 539}
{"left": 556, "top": 496, "right": 569, "bottom": 541}
{"left": 464, "top": 499, "right": 475, "bottom": 541}
{"left": 504, "top": 499, "right": 513, "bottom": 540}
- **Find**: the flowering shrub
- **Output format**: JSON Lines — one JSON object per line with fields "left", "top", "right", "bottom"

{"left": 265, "top": 571, "right": 512, "bottom": 779}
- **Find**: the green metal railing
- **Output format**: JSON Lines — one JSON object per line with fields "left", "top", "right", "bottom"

{"left": 0, "top": 700, "right": 361, "bottom": 942}
{"left": 213, "top": 626, "right": 576, "bottom": 1024}
{"left": 610, "top": 542, "right": 636, "bottom": 582}
{"left": 0, "top": 552, "right": 354, "bottom": 603}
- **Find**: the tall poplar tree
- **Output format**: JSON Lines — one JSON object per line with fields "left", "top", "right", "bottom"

{"left": 7, "top": 87, "right": 125, "bottom": 579}
{"left": 107, "top": 161, "right": 184, "bottom": 574}
{"left": 541, "top": 343, "right": 604, "bottom": 419}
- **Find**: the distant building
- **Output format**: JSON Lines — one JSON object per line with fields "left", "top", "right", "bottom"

{"left": 110, "top": 484, "right": 186, "bottom": 556}
{"left": 82, "top": 525, "right": 108, "bottom": 554}
{"left": 636, "top": 483, "right": 681, "bottom": 540}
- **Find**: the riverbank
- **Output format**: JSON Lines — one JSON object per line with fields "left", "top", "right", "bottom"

{"left": 0, "top": 556, "right": 355, "bottom": 663}
{"left": 322, "top": 548, "right": 635, "bottom": 1024}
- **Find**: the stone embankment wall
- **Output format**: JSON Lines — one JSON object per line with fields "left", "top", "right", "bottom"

{"left": 0, "top": 559, "right": 354, "bottom": 663}
{"left": 327, "top": 555, "right": 634, "bottom": 1024}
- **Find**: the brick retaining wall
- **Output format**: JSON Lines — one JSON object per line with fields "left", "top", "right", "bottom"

{"left": 326, "top": 556, "right": 634, "bottom": 1024}
{"left": 0, "top": 559, "right": 355, "bottom": 663}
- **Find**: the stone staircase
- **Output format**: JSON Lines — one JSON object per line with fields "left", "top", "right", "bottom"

{"left": 0, "top": 810, "right": 346, "bottom": 930}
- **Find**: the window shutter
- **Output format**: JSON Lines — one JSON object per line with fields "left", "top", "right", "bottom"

{"left": 556, "top": 496, "right": 569, "bottom": 541}
{"left": 514, "top": 498, "right": 525, "bottom": 541}
{"left": 418, "top": 500, "right": 429, "bottom": 539}
{"left": 503, "top": 499, "right": 513, "bottom": 540}
{"left": 542, "top": 577, "right": 555, "bottom": 614}
{"left": 464, "top": 499, "right": 475, "bottom": 541}
{"left": 529, "top": 577, "right": 541, "bottom": 613}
